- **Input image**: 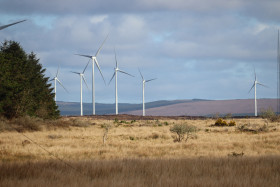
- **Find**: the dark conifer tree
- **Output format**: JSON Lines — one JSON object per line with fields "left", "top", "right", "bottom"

{"left": 0, "top": 41, "right": 59, "bottom": 119}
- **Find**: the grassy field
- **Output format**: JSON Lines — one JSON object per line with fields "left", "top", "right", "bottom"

{"left": 0, "top": 116, "right": 280, "bottom": 186}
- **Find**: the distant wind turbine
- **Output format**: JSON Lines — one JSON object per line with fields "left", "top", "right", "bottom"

{"left": 138, "top": 69, "right": 156, "bottom": 116}
{"left": 0, "top": 20, "right": 26, "bottom": 30}
{"left": 109, "top": 49, "right": 134, "bottom": 115}
{"left": 49, "top": 66, "right": 68, "bottom": 102}
{"left": 248, "top": 69, "right": 268, "bottom": 116}
{"left": 75, "top": 34, "right": 108, "bottom": 115}
{"left": 71, "top": 60, "right": 90, "bottom": 116}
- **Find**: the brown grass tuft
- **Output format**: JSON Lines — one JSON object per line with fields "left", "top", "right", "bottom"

{"left": 0, "top": 157, "right": 280, "bottom": 186}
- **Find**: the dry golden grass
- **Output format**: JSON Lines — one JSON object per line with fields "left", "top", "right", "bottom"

{"left": 0, "top": 117, "right": 280, "bottom": 161}
{"left": 0, "top": 157, "right": 280, "bottom": 187}
{"left": 0, "top": 116, "right": 280, "bottom": 186}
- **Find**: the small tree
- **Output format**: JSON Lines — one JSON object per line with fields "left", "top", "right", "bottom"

{"left": 170, "top": 123, "right": 197, "bottom": 142}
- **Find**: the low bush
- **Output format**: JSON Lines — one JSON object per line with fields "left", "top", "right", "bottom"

{"left": 12, "top": 116, "right": 42, "bottom": 132}
{"left": 213, "top": 118, "right": 236, "bottom": 127}
{"left": 71, "top": 119, "right": 89, "bottom": 127}
{"left": 164, "top": 121, "right": 169, "bottom": 126}
{"left": 228, "top": 121, "right": 236, "bottom": 126}
{"left": 214, "top": 118, "right": 228, "bottom": 126}
{"left": 260, "top": 108, "right": 280, "bottom": 122}
{"left": 0, "top": 117, "right": 12, "bottom": 132}
{"left": 170, "top": 123, "right": 197, "bottom": 142}
{"left": 237, "top": 123, "right": 268, "bottom": 133}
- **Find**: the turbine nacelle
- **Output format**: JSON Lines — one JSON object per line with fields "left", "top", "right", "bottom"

{"left": 108, "top": 49, "right": 134, "bottom": 85}
{"left": 50, "top": 66, "right": 68, "bottom": 102}
{"left": 138, "top": 68, "right": 156, "bottom": 84}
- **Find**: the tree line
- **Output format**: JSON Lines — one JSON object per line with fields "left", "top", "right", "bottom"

{"left": 0, "top": 40, "right": 59, "bottom": 119}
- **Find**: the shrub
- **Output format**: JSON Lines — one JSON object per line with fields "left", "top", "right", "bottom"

{"left": 260, "top": 108, "right": 279, "bottom": 122}
{"left": 114, "top": 118, "right": 119, "bottom": 123}
{"left": 214, "top": 118, "right": 228, "bottom": 126}
{"left": 237, "top": 123, "right": 269, "bottom": 133}
{"left": 12, "top": 116, "right": 42, "bottom": 132}
{"left": 72, "top": 119, "right": 89, "bottom": 127}
{"left": 164, "top": 121, "right": 169, "bottom": 126}
{"left": 228, "top": 121, "right": 236, "bottom": 126}
{"left": 170, "top": 123, "right": 197, "bottom": 142}
{"left": 213, "top": 118, "right": 236, "bottom": 127}
{"left": 0, "top": 117, "right": 11, "bottom": 132}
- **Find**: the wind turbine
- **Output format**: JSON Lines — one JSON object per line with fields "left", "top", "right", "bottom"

{"left": 138, "top": 69, "right": 156, "bottom": 116}
{"left": 248, "top": 69, "right": 268, "bottom": 116}
{"left": 109, "top": 49, "right": 134, "bottom": 115}
{"left": 0, "top": 20, "right": 26, "bottom": 30}
{"left": 49, "top": 66, "right": 68, "bottom": 102}
{"left": 75, "top": 34, "right": 108, "bottom": 115}
{"left": 71, "top": 60, "right": 90, "bottom": 116}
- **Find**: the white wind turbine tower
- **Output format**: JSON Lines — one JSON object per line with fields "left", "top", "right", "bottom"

{"left": 138, "top": 69, "right": 156, "bottom": 116}
{"left": 71, "top": 61, "right": 90, "bottom": 116}
{"left": 0, "top": 20, "right": 26, "bottom": 30}
{"left": 109, "top": 49, "right": 134, "bottom": 115}
{"left": 75, "top": 35, "right": 108, "bottom": 115}
{"left": 50, "top": 66, "right": 68, "bottom": 102}
{"left": 248, "top": 69, "right": 268, "bottom": 116}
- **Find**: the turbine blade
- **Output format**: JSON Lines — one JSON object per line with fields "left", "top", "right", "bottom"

{"left": 248, "top": 83, "right": 255, "bottom": 93}
{"left": 254, "top": 68, "right": 256, "bottom": 81}
{"left": 95, "top": 58, "right": 106, "bottom": 85}
{"left": 114, "top": 47, "right": 118, "bottom": 68}
{"left": 75, "top": 54, "right": 92, "bottom": 59}
{"left": 83, "top": 59, "right": 91, "bottom": 74}
{"left": 56, "top": 65, "right": 60, "bottom": 77}
{"left": 118, "top": 69, "right": 134, "bottom": 77}
{"left": 49, "top": 78, "right": 55, "bottom": 81}
{"left": 138, "top": 68, "right": 144, "bottom": 80}
{"left": 57, "top": 79, "right": 69, "bottom": 93}
{"left": 257, "top": 82, "right": 269, "bottom": 88}
{"left": 108, "top": 72, "right": 116, "bottom": 85}
{"left": 71, "top": 71, "right": 80, "bottom": 75}
{"left": 146, "top": 78, "right": 157, "bottom": 83}
{"left": 0, "top": 20, "right": 26, "bottom": 30}
{"left": 82, "top": 75, "right": 89, "bottom": 90}
{"left": 95, "top": 34, "right": 109, "bottom": 57}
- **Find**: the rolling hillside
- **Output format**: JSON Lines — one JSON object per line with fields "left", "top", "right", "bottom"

{"left": 126, "top": 99, "right": 277, "bottom": 116}
{"left": 57, "top": 99, "right": 277, "bottom": 116}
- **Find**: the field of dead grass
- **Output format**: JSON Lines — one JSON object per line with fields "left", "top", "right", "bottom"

{"left": 0, "top": 116, "right": 280, "bottom": 186}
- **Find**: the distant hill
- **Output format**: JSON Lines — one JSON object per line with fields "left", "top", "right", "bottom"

{"left": 57, "top": 99, "right": 196, "bottom": 116}
{"left": 57, "top": 99, "right": 277, "bottom": 117}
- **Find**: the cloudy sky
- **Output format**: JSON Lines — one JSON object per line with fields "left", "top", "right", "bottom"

{"left": 0, "top": 0, "right": 279, "bottom": 104}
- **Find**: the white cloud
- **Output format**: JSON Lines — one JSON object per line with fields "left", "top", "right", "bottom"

{"left": 90, "top": 15, "right": 108, "bottom": 24}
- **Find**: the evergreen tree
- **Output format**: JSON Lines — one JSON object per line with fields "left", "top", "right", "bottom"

{"left": 0, "top": 41, "right": 59, "bottom": 119}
